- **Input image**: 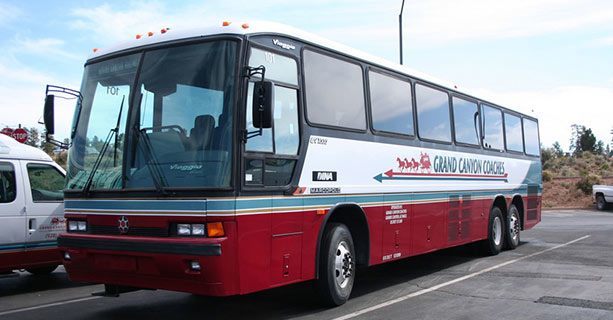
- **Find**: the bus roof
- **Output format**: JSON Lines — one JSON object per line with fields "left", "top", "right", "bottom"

{"left": 89, "top": 20, "right": 531, "bottom": 120}
{"left": 0, "top": 134, "right": 54, "bottom": 162}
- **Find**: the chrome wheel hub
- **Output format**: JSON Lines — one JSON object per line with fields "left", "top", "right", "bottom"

{"left": 509, "top": 212, "right": 520, "bottom": 242}
{"left": 493, "top": 216, "right": 502, "bottom": 246}
{"left": 334, "top": 241, "right": 353, "bottom": 289}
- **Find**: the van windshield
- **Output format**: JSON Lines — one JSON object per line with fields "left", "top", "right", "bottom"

{"left": 66, "top": 40, "right": 238, "bottom": 192}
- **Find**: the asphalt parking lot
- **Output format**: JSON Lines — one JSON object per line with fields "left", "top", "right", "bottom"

{"left": 1, "top": 209, "right": 612, "bottom": 320}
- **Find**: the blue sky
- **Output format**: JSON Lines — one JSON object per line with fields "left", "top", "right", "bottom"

{"left": 1, "top": 0, "right": 612, "bottom": 150}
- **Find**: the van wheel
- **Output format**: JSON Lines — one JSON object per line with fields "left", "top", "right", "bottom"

{"left": 317, "top": 223, "right": 355, "bottom": 306}
{"left": 25, "top": 265, "right": 58, "bottom": 275}
{"left": 481, "top": 207, "right": 504, "bottom": 256}
{"left": 505, "top": 205, "right": 521, "bottom": 250}
{"left": 596, "top": 194, "right": 607, "bottom": 211}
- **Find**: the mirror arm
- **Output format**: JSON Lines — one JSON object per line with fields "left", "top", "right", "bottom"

{"left": 45, "top": 135, "right": 70, "bottom": 150}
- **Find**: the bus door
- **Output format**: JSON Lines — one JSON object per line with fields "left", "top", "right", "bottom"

{"left": 20, "top": 161, "right": 65, "bottom": 260}
{"left": 0, "top": 160, "right": 26, "bottom": 271}
{"left": 243, "top": 44, "right": 302, "bottom": 288}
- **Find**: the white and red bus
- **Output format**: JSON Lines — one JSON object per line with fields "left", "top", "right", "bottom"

{"left": 45, "top": 21, "right": 541, "bottom": 305}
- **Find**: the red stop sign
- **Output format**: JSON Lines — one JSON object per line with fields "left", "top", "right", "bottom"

{"left": 12, "top": 128, "right": 28, "bottom": 143}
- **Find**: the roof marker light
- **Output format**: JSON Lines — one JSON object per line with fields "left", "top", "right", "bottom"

{"left": 92, "top": 48, "right": 99, "bottom": 53}
{"left": 161, "top": 27, "right": 169, "bottom": 34}
{"left": 148, "top": 31, "right": 154, "bottom": 37}
{"left": 136, "top": 34, "right": 142, "bottom": 39}
{"left": 241, "top": 23, "right": 249, "bottom": 29}
{"left": 222, "top": 21, "right": 231, "bottom": 27}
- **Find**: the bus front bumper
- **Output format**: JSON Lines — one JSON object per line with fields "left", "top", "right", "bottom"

{"left": 58, "top": 232, "right": 238, "bottom": 296}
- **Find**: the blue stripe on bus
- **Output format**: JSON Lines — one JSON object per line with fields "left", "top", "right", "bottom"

{"left": 0, "top": 241, "right": 58, "bottom": 251}
{"left": 64, "top": 186, "right": 540, "bottom": 214}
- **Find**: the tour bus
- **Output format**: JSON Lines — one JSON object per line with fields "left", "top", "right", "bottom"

{"left": 45, "top": 21, "right": 541, "bottom": 305}
{"left": 0, "top": 134, "right": 66, "bottom": 276}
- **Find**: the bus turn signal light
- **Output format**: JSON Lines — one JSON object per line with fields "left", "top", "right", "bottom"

{"left": 207, "top": 222, "right": 225, "bottom": 237}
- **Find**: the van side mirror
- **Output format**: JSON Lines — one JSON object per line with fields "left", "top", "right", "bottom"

{"left": 44, "top": 94, "right": 55, "bottom": 135}
{"left": 252, "top": 81, "right": 274, "bottom": 129}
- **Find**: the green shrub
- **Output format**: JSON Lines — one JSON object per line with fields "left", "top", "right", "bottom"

{"left": 542, "top": 170, "right": 553, "bottom": 182}
{"left": 575, "top": 174, "right": 602, "bottom": 195}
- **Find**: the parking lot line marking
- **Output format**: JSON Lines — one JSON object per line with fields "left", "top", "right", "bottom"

{"left": 333, "top": 235, "right": 591, "bottom": 320}
{"left": 0, "top": 296, "right": 100, "bottom": 317}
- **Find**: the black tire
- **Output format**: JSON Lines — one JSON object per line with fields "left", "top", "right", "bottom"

{"left": 25, "top": 265, "right": 58, "bottom": 275}
{"left": 504, "top": 205, "right": 521, "bottom": 250}
{"left": 596, "top": 194, "right": 607, "bottom": 211}
{"left": 317, "top": 223, "right": 355, "bottom": 306}
{"left": 481, "top": 206, "right": 504, "bottom": 256}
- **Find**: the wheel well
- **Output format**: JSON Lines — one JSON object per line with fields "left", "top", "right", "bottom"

{"left": 316, "top": 203, "right": 370, "bottom": 278}
{"left": 595, "top": 192, "right": 604, "bottom": 198}
{"left": 492, "top": 196, "right": 508, "bottom": 219}
{"left": 511, "top": 195, "right": 525, "bottom": 230}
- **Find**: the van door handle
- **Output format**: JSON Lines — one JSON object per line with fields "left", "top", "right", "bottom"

{"left": 28, "top": 218, "right": 36, "bottom": 233}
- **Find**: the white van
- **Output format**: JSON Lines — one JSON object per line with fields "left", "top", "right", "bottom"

{"left": 0, "top": 134, "right": 65, "bottom": 275}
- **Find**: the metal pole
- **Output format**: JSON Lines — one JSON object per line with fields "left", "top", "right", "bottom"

{"left": 399, "top": 0, "right": 405, "bottom": 65}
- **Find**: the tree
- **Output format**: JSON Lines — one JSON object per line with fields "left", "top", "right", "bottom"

{"left": 570, "top": 124, "right": 597, "bottom": 156}
{"left": 24, "top": 127, "right": 41, "bottom": 148}
{"left": 552, "top": 141, "right": 564, "bottom": 158}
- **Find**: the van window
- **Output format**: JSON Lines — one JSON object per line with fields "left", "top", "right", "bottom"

{"left": 26, "top": 164, "right": 65, "bottom": 202}
{"left": 0, "top": 162, "right": 16, "bottom": 203}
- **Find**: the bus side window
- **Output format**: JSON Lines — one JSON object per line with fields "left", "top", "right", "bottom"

{"left": 523, "top": 118, "right": 540, "bottom": 156}
{"left": 481, "top": 104, "right": 504, "bottom": 150}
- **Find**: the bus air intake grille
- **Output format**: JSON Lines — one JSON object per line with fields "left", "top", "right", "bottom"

{"left": 89, "top": 225, "right": 169, "bottom": 237}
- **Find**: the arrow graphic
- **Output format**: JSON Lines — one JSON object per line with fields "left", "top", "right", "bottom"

{"left": 374, "top": 170, "right": 509, "bottom": 183}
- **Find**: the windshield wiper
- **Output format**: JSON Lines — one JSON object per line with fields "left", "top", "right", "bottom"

{"left": 82, "top": 95, "right": 125, "bottom": 195}
{"left": 133, "top": 125, "right": 169, "bottom": 194}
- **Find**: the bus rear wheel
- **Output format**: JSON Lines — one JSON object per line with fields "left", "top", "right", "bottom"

{"left": 25, "top": 265, "right": 58, "bottom": 275}
{"left": 505, "top": 205, "right": 521, "bottom": 250}
{"left": 481, "top": 206, "right": 504, "bottom": 256}
{"left": 317, "top": 223, "right": 355, "bottom": 306}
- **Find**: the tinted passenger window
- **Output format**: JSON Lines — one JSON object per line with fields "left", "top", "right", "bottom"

{"left": 452, "top": 97, "right": 480, "bottom": 145}
{"left": 0, "top": 162, "right": 16, "bottom": 203}
{"left": 27, "top": 164, "right": 65, "bottom": 202}
{"left": 504, "top": 114, "right": 523, "bottom": 152}
{"left": 369, "top": 71, "right": 414, "bottom": 135}
{"left": 523, "top": 119, "right": 540, "bottom": 156}
{"left": 304, "top": 50, "right": 366, "bottom": 130}
{"left": 482, "top": 105, "right": 504, "bottom": 150}
{"left": 415, "top": 84, "right": 451, "bottom": 142}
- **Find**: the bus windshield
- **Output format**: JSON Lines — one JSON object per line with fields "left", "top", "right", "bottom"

{"left": 66, "top": 40, "right": 238, "bottom": 192}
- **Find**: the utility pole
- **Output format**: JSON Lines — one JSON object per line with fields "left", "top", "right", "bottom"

{"left": 399, "top": 0, "right": 406, "bottom": 65}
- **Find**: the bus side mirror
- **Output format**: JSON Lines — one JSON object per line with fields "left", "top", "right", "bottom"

{"left": 252, "top": 81, "right": 274, "bottom": 129}
{"left": 44, "top": 94, "right": 55, "bottom": 135}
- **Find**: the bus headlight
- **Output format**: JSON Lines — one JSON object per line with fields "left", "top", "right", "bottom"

{"left": 68, "top": 221, "right": 78, "bottom": 231}
{"left": 191, "top": 224, "right": 205, "bottom": 236}
{"left": 177, "top": 224, "right": 192, "bottom": 236}
{"left": 68, "top": 220, "right": 87, "bottom": 232}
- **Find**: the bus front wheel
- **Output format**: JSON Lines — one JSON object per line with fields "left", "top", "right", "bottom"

{"left": 482, "top": 207, "right": 504, "bottom": 256}
{"left": 317, "top": 223, "right": 355, "bottom": 306}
